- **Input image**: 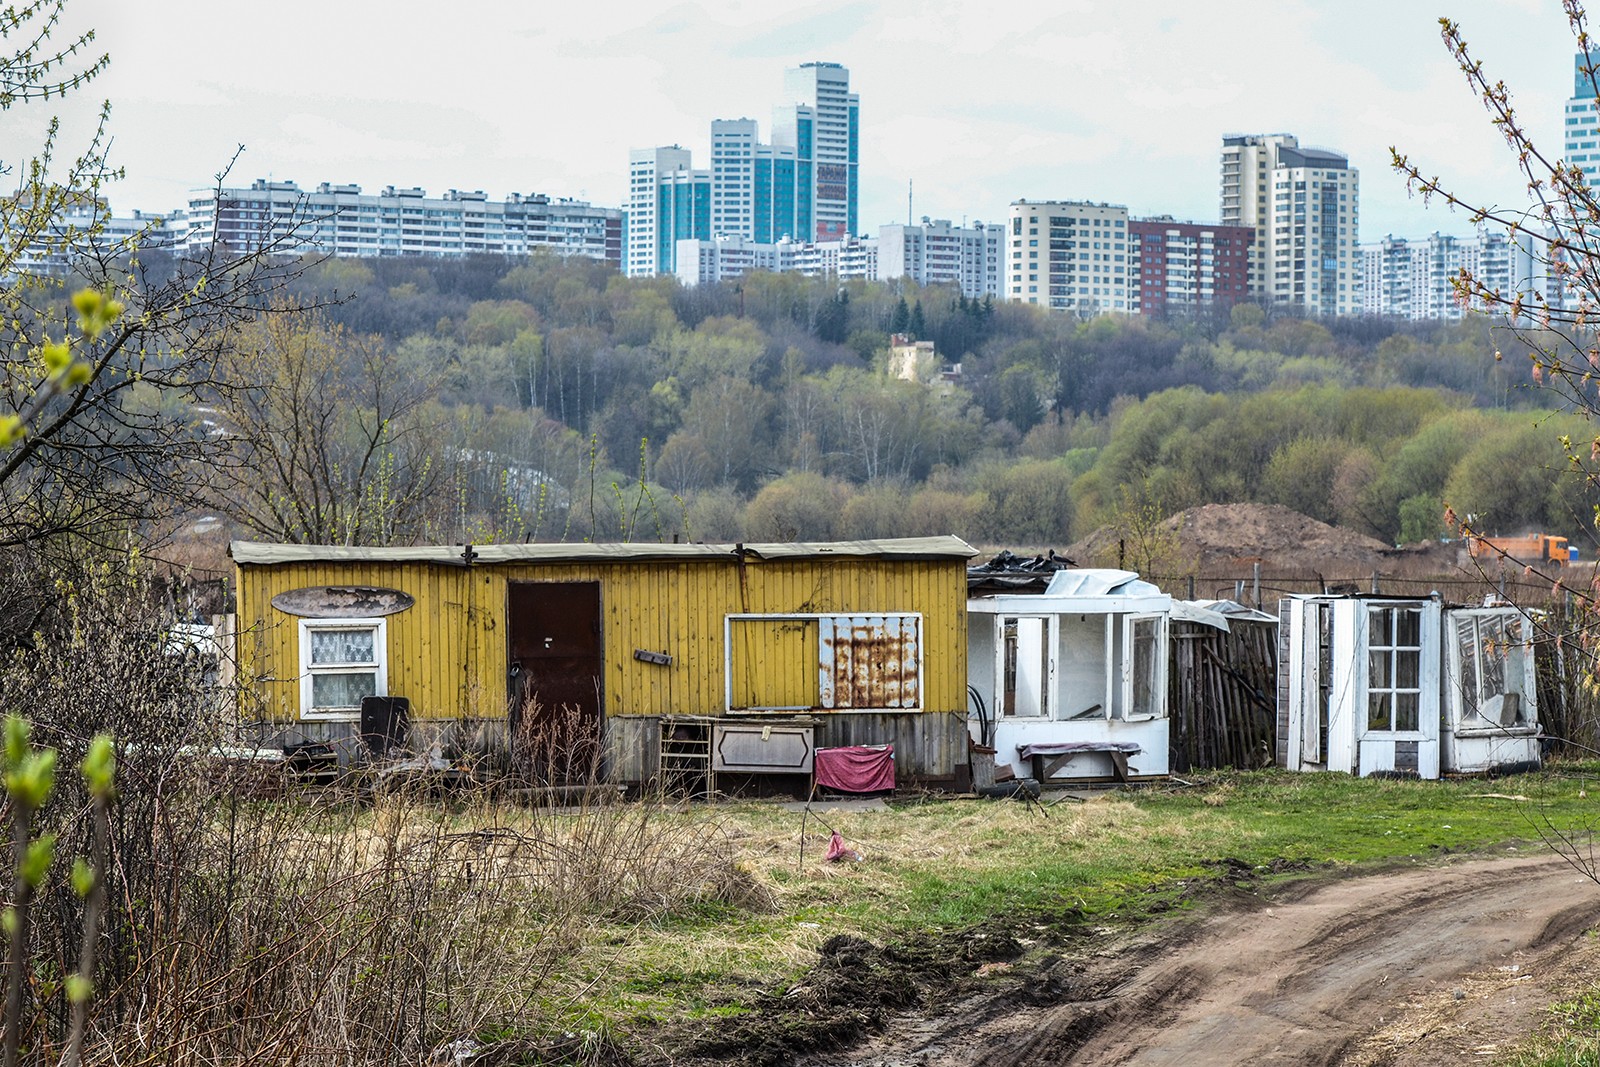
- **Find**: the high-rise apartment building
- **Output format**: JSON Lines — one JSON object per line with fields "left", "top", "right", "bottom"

{"left": 1359, "top": 227, "right": 1549, "bottom": 321}
{"left": 626, "top": 147, "right": 710, "bottom": 277}
{"left": 674, "top": 233, "right": 877, "bottom": 287}
{"left": 11, "top": 203, "right": 187, "bottom": 275}
{"left": 1004, "top": 200, "right": 1131, "bottom": 315}
{"left": 877, "top": 218, "right": 1004, "bottom": 299}
{"left": 710, "top": 119, "right": 804, "bottom": 244}
{"left": 773, "top": 62, "right": 858, "bottom": 241}
{"left": 631, "top": 62, "right": 858, "bottom": 275}
{"left": 187, "top": 179, "right": 623, "bottom": 266}
{"left": 1221, "top": 133, "right": 1360, "bottom": 315}
{"left": 1127, "top": 217, "right": 1252, "bottom": 318}
{"left": 1566, "top": 53, "right": 1600, "bottom": 192}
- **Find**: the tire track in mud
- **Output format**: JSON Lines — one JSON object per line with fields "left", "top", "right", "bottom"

{"left": 810, "top": 852, "right": 1600, "bottom": 1067}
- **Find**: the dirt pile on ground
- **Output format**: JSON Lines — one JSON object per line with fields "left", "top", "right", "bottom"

{"left": 1067, "top": 502, "right": 1461, "bottom": 579}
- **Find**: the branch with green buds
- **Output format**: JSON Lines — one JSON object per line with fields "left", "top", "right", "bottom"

{"left": 0, "top": 716, "right": 115, "bottom": 1067}
{"left": 0, "top": 287, "right": 124, "bottom": 448}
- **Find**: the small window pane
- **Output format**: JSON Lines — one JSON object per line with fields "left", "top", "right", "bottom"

{"left": 311, "top": 629, "right": 375, "bottom": 665}
{"left": 1369, "top": 650, "right": 1389, "bottom": 689}
{"left": 312, "top": 671, "right": 376, "bottom": 709}
{"left": 1397, "top": 609, "right": 1421, "bottom": 647}
{"left": 1458, "top": 619, "right": 1481, "bottom": 717}
{"left": 1481, "top": 619, "right": 1507, "bottom": 697}
{"left": 1396, "top": 647, "right": 1420, "bottom": 690}
{"left": 1368, "top": 693, "right": 1390, "bottom": 730}
{"left": 1132, "top": 618, "right": 1158, "bottom": 717}
{"left": 1395, "top": 692, "right": 1420, "bottom": 731}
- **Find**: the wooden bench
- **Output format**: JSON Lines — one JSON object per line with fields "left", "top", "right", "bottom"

{"left": 1017, "top": 741, "right": 1142, "bottom": 784}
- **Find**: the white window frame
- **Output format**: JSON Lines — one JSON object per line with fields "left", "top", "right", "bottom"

{"left": 1449, "top": 608, "right": 1532, "bottom": 730}
{"left": 995, "top": 614, "right": 1057, "bottom": 719}
{"left": 298, "top": 617, "right": 388, "bottom": 720}
{"left": 1111, "top": 613, "right": 1167, "bottom": 722}
{"left": 1363, "top": 604, "right": 1429, "bottom": 737}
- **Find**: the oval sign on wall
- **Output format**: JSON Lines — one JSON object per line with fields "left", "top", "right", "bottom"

{"left": 270, "top": 586, "right": 415, "bottom": 619}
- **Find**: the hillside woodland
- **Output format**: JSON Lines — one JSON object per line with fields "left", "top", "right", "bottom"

{"left": 125, "top": 249, "right": 1596, "bottom": 554}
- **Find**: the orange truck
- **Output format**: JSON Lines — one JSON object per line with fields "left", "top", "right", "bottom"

{"left": 1466, "top": 533, "right": 1575, "bottom": 566}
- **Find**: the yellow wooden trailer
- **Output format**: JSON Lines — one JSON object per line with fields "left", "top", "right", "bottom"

{"left": 230, "top": 538, "right": 976, "bottom": 788}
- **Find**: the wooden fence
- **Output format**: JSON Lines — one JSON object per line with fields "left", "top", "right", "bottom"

{"left": 1168, "top": 619, "right": 1277, "bottom": 772}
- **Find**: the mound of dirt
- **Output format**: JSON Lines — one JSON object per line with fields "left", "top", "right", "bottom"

{"left": 1067, "top": 502, "right": 1461, "bottom": 578}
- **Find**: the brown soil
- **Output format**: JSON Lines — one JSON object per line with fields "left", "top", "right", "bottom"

{"left": 655, "top": 851, "right": 1600, "bottom": 1067}
{"left": 1066, "top": 502, "right": 1462, "bottom": 579}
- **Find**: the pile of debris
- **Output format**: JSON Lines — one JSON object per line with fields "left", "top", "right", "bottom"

{"left": 967, "top": 549, "right": 1076, "bottom": 594}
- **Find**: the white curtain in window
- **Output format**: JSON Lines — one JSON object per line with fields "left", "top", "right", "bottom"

{"left": 310, "top": 629, "right": 375, "bottom": 665}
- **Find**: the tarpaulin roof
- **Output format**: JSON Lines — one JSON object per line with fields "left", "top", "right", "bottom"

{"left": 229, "top": 536, "right": 978, "bottom": 566}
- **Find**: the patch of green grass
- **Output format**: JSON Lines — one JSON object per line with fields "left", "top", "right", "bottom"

{"left": 1501, "top": 983, "right": 1600, "bottom": 1066}
{"left": 527, "top": 764, "right": 1600, "bottom": 1034}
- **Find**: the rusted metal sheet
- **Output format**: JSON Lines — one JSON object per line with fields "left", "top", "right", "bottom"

{"left": 270, "top": 586, "right": 415, "bottom": 619}
{"left": 818, "top": 614, "right": 921, "bottom": 709}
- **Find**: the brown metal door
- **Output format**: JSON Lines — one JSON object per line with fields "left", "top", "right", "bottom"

{"left": 507, "top": 581, "right": 602, "bottom": 784}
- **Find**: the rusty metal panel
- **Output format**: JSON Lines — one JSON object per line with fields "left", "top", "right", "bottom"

{"left": 819, "top": 614, "right": 922, "bottom": 710}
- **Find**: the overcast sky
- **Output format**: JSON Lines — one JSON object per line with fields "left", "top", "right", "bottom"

{"left": 9, "top": 0, "right": 1583, "bottom": 241}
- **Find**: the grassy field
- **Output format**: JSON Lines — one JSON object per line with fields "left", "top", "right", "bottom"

{"left": 494, "top": 763, "right": 1600, "bottom": 1050}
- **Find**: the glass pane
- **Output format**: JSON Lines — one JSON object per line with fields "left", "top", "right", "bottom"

{"left": 1369, "top": 607, "right": 1394, "bottom": 649}
{"left": 1368, "top": 692, "right": 1390, "bottom": 730}
{"left": 1396, "top": 647, "right": 1420, "bottom": 690}
{"left": 311, "top": 671, "right": 376, "bottom": 710}
{"left": 1369, "top": 650, "right": 1389, "bottom": 689}
{"left": 1395, "top": 691, "right": 1419, "bottom": 732}
{"left": 1132, "top": 619, "right": 1157, "bottom": 717}
{"left": 1457, "top": 619, "right": 1481, "bottom": 717}
{"left": 1397, "top": 608, "right": 1421, "bottom": 648}
{"left": 1481, "top": 629, "right": 1507, "bottom": 698}
{"left": 1003, "top": 617, "right": 1048, "bottom": 717}
{"left": 310, "top": 628, "right": 376, "bottom": 665}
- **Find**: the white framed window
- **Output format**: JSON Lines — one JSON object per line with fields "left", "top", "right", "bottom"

{"left": 998, "top": 615, "right": 1055, "bottom": 718}
{"left": 1109, "top": 613, "right": 1166, "bottom": 722}
{"left": 1367, "top": 606, "right": 1423, "bottom": 732}
{"left": 298, "top": 618, "right": 387, "bottom": 719}
{"left": 1451, "top": 610, "right": 1531, "bottom": 727}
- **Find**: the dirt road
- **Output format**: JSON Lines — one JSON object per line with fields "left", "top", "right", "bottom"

{"left": 815, "top": 852, "right": 1600, "bottom": 1067}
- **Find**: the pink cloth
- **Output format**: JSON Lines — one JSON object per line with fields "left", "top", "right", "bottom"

{"left": 814, "top": 745, "right": 895, "bottom": 793}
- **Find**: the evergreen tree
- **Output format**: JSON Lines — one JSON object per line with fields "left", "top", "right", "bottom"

{"left": 909, "top": 300, "right": 926, "bottom": 340}
{"left": 890, "top": 297, "right": 910, "bottom": 334}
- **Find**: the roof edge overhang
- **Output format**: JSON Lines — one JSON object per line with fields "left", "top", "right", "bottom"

{"left": 229, "top": 536, "right": 979, "bottom": 567}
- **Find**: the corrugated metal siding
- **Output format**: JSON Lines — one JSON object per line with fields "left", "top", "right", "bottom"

{"left": 236, "top": 555, "right": 968, "bottom": 724}
{"left": 814, "top": 711, "right": 967, "bottom": 780}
